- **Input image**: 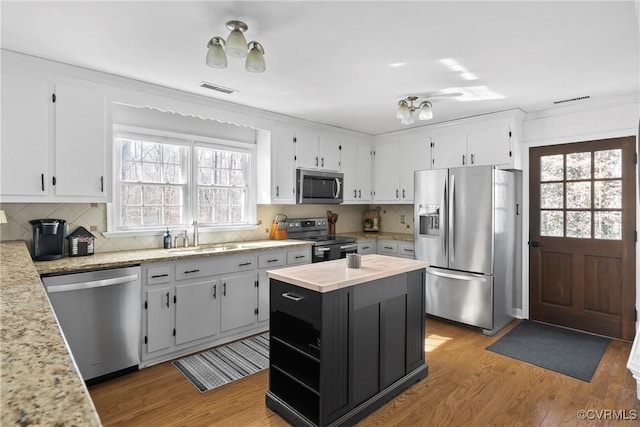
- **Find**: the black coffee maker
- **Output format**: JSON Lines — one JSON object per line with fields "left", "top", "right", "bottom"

{"left": 30, "top": 219, "right": 66, "bottom": 260}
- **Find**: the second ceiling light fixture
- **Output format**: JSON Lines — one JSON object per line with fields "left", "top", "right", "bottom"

{"left": 396, "top": 96, "right": 433, "bottom": 125}
{"left": 206, "top": 20, "right": 265, "bottom": 73}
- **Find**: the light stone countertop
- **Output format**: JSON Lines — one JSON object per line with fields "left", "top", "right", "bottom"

{"left": 1, "top": 238, "right": 313, "bottom": 426}
{"left": 267, "top": 254, "right": 427, "bottom": 293}
{"left": 340, "top": 231, "right": 414, "bottom": 242}
{"left": 0, "top": 241, "right": 102, "bottom": 427}
{"left": 34, "top": 239, "right": 313, "bottom": 275}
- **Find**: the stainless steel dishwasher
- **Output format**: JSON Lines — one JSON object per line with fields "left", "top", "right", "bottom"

{"left": 42, "top": 266, "right": 141, "bottom": 382}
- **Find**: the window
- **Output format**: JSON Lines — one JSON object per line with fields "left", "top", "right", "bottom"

{"left": 113, "top": 128, "right": 255, "bottom": 232}
{"left": 539, "top": 148, "right": 623, "bottom": 240}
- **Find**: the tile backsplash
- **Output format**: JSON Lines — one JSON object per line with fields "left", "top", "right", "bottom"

{"left": 0, "top": 203, "right": 414, "bottom": 254}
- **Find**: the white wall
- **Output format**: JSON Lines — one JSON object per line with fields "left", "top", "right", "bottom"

{"left": 520, "top": 101, "right": 640, "bottom": 320}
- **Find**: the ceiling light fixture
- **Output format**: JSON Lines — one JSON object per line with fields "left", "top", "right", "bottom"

{"left": 206, "top": 20, "right": 265, "bottom": 73}
{"left": 396, "top": 96, "right": 433, "bottom": 125}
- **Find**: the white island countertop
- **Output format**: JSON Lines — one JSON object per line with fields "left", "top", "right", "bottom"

{"left": 267, "top": 254, "right": 427, "bottom": 293}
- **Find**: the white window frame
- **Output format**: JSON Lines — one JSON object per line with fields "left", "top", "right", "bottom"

{"left": 106, "top": 125, "right": 258, "bottom": 238}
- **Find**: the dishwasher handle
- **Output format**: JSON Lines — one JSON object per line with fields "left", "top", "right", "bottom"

{"left": 46, "top": 274, "right": 139, "bottom": 293}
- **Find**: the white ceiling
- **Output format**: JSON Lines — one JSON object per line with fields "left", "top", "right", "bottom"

{"left": 1, "top": 1, "right": 639, "bottom": 135}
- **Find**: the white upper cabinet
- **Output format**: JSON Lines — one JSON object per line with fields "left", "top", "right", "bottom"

{"left": 295, "top": 129, "right": 341, "bottom": 171}
{"left": 1, "top": 72, "right": 51, "bottom": 197}
{"left": 0, "top": 67, "right": 111, "bottom": 202}
{"left": 398, "top": 137, "right": 431, "bottom": 202}
{"left": 54, "top": 82, "right": 108, "bottom": 198}
{"left": 430, "top": 110, "right": 524, "bottom": 170}
{"left": 272, "top": 126, "right": 296, "bottom": 203}
{"left": 373, "top": 138, "right": 430, "bottom": 203}
{"left": 341, "top": 139, "right": 372, "bottom": 203}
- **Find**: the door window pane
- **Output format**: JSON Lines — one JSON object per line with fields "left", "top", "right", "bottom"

{"left": 566, "top": 152, "right": 591, "bottom": 180}
{"left": 541, "top": 211, "right": 564, "bottom": 237}
{"left": 594, "top": 212, "right": 622, "bottom": 240}
{"left": 540, "top": 155, "right": 563, "bottom": 181}
{"left": 566, "top": 182, "right": 591, "bottom": 209}
{"left": 594, "top": 149, "right": 622, "bottom": 178}
{"left": 566, "top": 211, "right": 591, "bottom": 238}
{"left": 594, "top": 181, "right": 622, "bottom": 209}
{"left": 541, "top": 183, "right": 564, "bottom": 208}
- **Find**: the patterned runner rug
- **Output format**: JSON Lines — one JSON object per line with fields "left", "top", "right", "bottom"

{"left": 172, "top": 333, "right": 269, "bottom": 393}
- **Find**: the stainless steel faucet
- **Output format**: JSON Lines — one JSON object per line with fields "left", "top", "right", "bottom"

{"left": 192, "top": 220, "right": 199, "bottom": 247}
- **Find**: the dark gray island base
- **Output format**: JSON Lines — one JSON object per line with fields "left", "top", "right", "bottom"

{"left": 265, "top": 255, "right": 427, "bottom": 427}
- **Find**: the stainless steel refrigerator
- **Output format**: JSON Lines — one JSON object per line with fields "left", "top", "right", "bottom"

{"left": 414, "top": 165, "right": 515, "bottom": 335}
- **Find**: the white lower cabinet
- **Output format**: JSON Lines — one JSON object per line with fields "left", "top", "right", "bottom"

{"left": 377, "top": 239, "right": 415, "bottom": 259}
{"left": 357, "top": 239, "right": 376, "bottom": 255}
{"left": 141, "top": 246, "right": 311, "bottom": 367}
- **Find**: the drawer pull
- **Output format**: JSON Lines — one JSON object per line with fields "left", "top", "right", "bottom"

{"left": 295, "top": 255, "right": 306, "bottom": 259}
{"left": 362, "top": 246, "right": 370, "bottom": 250}
{"left": 151, "top": 273, "right": 169, "bottom": 278}
{"left": 281, "top": 292, "right": 303, "bottom": 302}
{"left": 267, "top": 259, "right": 280, "bottom": 263}
{"left": 184, "top": 269, "right": 200, "bottom": 274}
{"left": 384, "top": 246, "right": 393, "bottom": 250}
{"left": 403, "top": 248, "right": 414, "bottom": 252}
{"left": 239, "top": 262, "right": 252, "bottom": 267}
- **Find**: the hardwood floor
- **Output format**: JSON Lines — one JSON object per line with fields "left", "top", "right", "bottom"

{"left": 89, "top": 318, "right": 640, "bottom": 426}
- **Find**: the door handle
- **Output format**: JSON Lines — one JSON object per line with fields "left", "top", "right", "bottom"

{"left": 321, "top": 157, "right": 325, "bottom": 167}
{"left": 358, "top": 189, "right": 361, "bottom": 198}
{"left": 441, "top": 178, "right": 447, "bottom": 257}
{"left": 449, "top": 173, "right": 455, "bottom": 262}
{"left": 165, "top": 292, "right": 170, "bottom": 308}
{"left": 333, "top": 177, "right": 341, "bottom": 199}
{"left": 213, "top": 284, "right": 217, "bottom": 299}
{"left": 223, "top": 282, "right": 226, "bottom": 296}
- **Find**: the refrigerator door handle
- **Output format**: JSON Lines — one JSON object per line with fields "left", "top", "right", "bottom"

{"left": 441, "top": 178, "right": 447, "bottom": 257}
{"left": 449, "top": 173, "right": 455, "bottom": 262}
{"left": 426, "top": 267, "right": 488, "bottom": 282}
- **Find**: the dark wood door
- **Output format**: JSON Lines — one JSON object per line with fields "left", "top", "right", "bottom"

{"left": 529, "top": 136, "right": 636, "bottom": 340}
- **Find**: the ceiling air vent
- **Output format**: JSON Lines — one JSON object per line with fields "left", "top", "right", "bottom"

{"left": 553, "top": 95, "right": 590, "bottom": 104}
{"left": 198, "top": 81, "right": 237, "bottom": 94}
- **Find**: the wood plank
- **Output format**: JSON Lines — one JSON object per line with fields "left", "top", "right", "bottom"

{"left": 89, "top": 318, "right": 640, "bottom": 426}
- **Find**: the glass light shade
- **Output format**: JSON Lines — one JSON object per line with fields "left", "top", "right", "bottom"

{"left": 226, "top": 28, "right": 248, "bottom": 58}
{"left": 245, "top": 43, "right": 265, "bottom": 73}
{"left": 206, "top": 38, "right": 227, "bottom": 68}
{"left": 396, "top": 101, "right": 410, "bottom": 120}
{"left": 401, "top": 115, "right": 414, "bottom": 125}
{"left": 418, "top": 102, "right": 433, "bottom": 120}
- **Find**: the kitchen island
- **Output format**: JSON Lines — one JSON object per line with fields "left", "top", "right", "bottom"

{"left": 266, "top": 254, "right": 428, "bottom": 427}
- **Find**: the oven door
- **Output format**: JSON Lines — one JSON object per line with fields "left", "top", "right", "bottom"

{"left": 339, "top": 243, "right": 358, "bottom": 259}
{"left": 297, "top": 169, "right": 344, "bottom": 204}
{"left": 312, "top": 245, "right": 334, "bottom": 263}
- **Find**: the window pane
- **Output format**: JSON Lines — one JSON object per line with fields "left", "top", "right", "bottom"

{"left": 230, "top": 206, "right": 244, "bottom": 222}
{"left": 566, "top": 211, "right": 591, "bottom": 238}
{"left": 214, "top": 169, "right": 229, "bottom": 186}
{"left": 594, "top": 211, "right": 622, "bottom": 240}
{"left": 163, "top": 186, "right": 183, "bottom": 205}
{"left": 121, "top": 161, "right": 141, "bottom": 181}
{"left": 164, "top": 165, "right": 181, "bottom": 184}
{"left": 162, "top": 144, "right": 181, "bottom": 165}
{"left": 198, "top": 167, "right": 213, "bottom": 185}
{"left": 540, "top": 183, "right": 564, "bottom": 209}
{"left": 199, "top": 188, "right": 214, "bottom": 206}
{"left": 540, "top": 155, "right": 563, "bottom": 181}
{"left": 143, "top": 185, "right": 163, "bottom": 205}
{"left": 566, "top": 152, "right": 591, "bottom": 180}
{"left": 594, "top": 149, "right": 622, "bottom": 179}
{"left": 229, "top": 170, "right": 245, "bottom": 186}
{"left": 121, "top": 207, "right": 141, "bottom": 226}
{"left": 541, "top": 211, "right": 563, "bottom": 237}
{"left": 229, "top": 189, "right": 246, "bottom": 205}
{"left": 121, "top": 139, "right": 141, "bottom": 161}
{"left": 198, "top": 205, "right": 213, "bottom": 223}
{"left": 566, "top": 182, "right": 591, "bottom": 209}
{"left": 142, "top": 142, "right": 161, "bottom": 162}
{"left": 164, "top": 207, "right": 182, "bottom": 225}
{"left": 594, "top": 180, "right": 622, "bottom": 209}
{"left": 142, "top": 162, "right": 161, "bottom": 182}
{"left": 214, "top": 206, "right": 230, "bottom": 223}
{"left": 142, "top": 207, "right": 162, "bottom": 225}
{"left": 214, "top": 188, "right": 229, "bottom": 205}
{"left": 121, "top": 184, "right": 142, "bottom": 205}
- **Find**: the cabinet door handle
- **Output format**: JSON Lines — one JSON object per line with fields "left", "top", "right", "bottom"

{"left": 402, "top": 189, "right": 405, "bottom": 198}
{"left": 165, "top": 292, "right": 170, "bottom": 308}
{"left": 238, "top": 262, "right": 252, "bottom": 267}
{"left": 213, "top": 284, "right": 217, "bottom": 299}
{"left": 354, "top": 189, "right": 357, "bottom": 198}
{"left": 41, "top": 173, "right": 45, "bottom": 191}
{"left": 462, "top": 154, "right": 466, "bottom": 165}
{"left": 358, "top": 189, "right": 361, "bottom": 198}
{"left": 395, "top": 189, "right": 399, "bottom": 198}
{"left": 470, "top": 153, "right": 475, "bottom": 164}
{"left": 315, "top": 156, "right": 319, "bottom": 166}
{"left": 100, "top": 176, "right": 104, "bottom": 192}
{"left": 321, "top": 157, "right": 324, "bottom": 167}
{"left": 184, "top": 269, "right": 200, "bottom": 274}
{"left": 281, "top": 292, "right": 303, "bottom": 302}
{"left": 52, "top": 176, "right": 57, "bottom": 186}
{"left": 151, "top": 273, "right": 169, "bottom": 278}
{"left": 275, "top": 185, "right": 280, "bottom": 197}
{"left": 223, "top": 282, "right": 226, "bottom": 296}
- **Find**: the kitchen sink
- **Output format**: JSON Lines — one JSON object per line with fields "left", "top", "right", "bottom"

{"left": 167, "top": 240, "right": 291, "bottom": 256}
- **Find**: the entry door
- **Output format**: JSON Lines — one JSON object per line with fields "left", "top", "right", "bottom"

{"left": 529, "top": 136, "right": 636, "bottom": 340}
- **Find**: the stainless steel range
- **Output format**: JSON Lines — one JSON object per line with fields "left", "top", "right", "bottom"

{"left": 285, "top": 217, "right": 357, "bottom": 263}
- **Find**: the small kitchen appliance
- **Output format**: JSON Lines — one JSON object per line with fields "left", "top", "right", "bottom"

{"left": 296, "top": 168, "right": 344, "bottom": 204}
{"left": 29, "top": 218, "right": 66, "bottom": 260}
{"left": 285, "top": 217, "right": 357, "bottom": 262}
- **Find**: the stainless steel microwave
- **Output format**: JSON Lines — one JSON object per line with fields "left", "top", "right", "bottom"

{"left": 296, "top": 168, "right": 344, "bottom": 204}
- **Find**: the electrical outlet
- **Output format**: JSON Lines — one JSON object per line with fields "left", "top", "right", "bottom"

{"left": 400, "top": 215, "right": 406, "bottom": 224}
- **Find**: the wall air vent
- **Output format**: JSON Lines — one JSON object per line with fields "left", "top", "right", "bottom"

{"left": 553, "top": 95, "right": 590, "bottom": 104}
{"left": 198, "top": 81, "right": 237, "bottom": 94}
